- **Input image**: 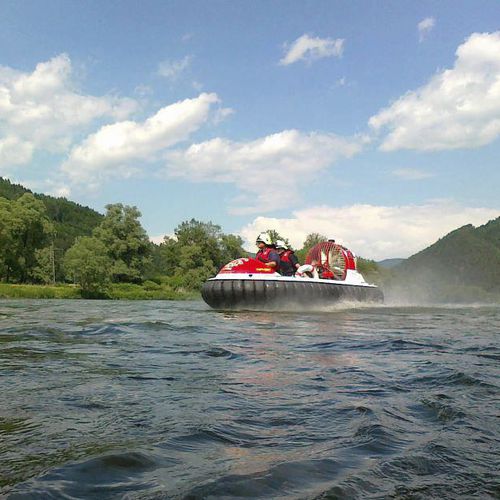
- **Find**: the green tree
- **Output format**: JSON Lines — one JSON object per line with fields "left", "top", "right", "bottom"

{"left": 302, "top": 232, "right": 328, "bottom": 250}
{"left": 173, "top": 219, "right": 245, "bottom": 269}
{"left": 93, "top": 204, "right": 151, "bottom": 283}
{"left": 33, "top": 246, "right": 55, "bottom": 284}
{"left": 220, "top": 233, "right": 246, "bottom": 263}
{"left": 147, "top": 219, "right": 246, "bottom": 291}
{"left": 356, "top": 257, "right": 392, "bottom": 286}
{"left": 64, "top": 237, "right": 112, "bottom": 294}
{"left": 264, "top": 229, "right": 289, "bottom": 246}
{"left": 0, "top": 194, "right": 55, "bottom": 282}
{"left": 146, "top": 237, "right": 178, "bottom": 280}
{"left": 0, "top": 177, "right": 104, "bottom": 282}
{"left": 0, "top": 198, "right": 14, "bottom": 280}
{"left": 174, "top": 219, "right": 224, "bottom": 265}
{"left": 296, "top": 232, "right": 328, "bottom": 262}
{"left": 174, "top": 244, "right": 217, "bottom": 290}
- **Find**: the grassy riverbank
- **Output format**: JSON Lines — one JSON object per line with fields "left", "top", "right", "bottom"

{"left": 0, "top": 283, "right": 199, "bottom": 300}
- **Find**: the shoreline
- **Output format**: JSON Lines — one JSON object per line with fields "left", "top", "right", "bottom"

{"left": 0, "top": 283, "right": 199, "bottom": 301}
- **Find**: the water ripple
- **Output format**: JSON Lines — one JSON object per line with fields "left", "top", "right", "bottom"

{"left": 0, "top": 300, "right": 498, "bottom": 498}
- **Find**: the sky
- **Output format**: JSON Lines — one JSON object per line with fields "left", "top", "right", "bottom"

{"left": 0, "top": 0, "right": 499, "bottom": 260}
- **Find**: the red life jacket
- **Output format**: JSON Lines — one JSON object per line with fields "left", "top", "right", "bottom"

{"left": 279, "top": 249, "right": 296, "bottom": 276}
{"left": 256, "top": 247, "right": 279, "bottom": 272}
{"left": 256, "top": 247, "right": 274, "bottom": 263}
{"left": 280, "top": 250, "right": 292, "bottom": 264}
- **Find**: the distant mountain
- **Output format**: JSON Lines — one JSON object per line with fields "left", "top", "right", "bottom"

{"left": 377, "top": 258, "right": 405, "bottom": 269}
{"left": 387, "top": 217, "right": 500, "bottom": 303}
{"left": 0, "top": 177, "right": 103, "bottom": 254}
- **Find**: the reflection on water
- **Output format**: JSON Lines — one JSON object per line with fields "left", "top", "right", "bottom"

{"left": 1, "top": 299, "right": 499, "bottom": 498}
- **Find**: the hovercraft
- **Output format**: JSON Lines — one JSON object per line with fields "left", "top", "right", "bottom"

{"left": 202, "top": 240, "right": 383, "bottom": 310}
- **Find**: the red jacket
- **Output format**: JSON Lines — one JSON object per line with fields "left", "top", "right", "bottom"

{"left": 256, "top": 247, "right": 279, "bottom": 270}
{"left": 279, "top": 250, "right": 298, "bottom": 276}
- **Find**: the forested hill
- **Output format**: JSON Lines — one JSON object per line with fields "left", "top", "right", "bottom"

{"left": 390, "top": 217, "right": 500, "bottom": 302}
{"left": 0, "top": 177, "right": 103, "bottom": 252}
{"left": 377, "top": 258, "right": 405, "bottom": 268}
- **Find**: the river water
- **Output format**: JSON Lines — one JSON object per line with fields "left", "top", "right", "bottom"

{"left": 0, "top": 299, "right": 498, "bottom": 499}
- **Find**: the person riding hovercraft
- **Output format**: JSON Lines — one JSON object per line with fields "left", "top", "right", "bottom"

{"left": 275, "top": 240, "right": 300, "bottom": 276}
{"left": 255, "top": 232, "right": 280, "bottom": 273}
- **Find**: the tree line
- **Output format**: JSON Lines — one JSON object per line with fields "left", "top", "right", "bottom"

{"left": 0, "top": 193, "right": 354, "bottom": 295}
{"left": 0, "top": 194, "right": 251, "bottom": 294}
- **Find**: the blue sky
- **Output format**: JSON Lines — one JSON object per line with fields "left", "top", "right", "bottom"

{"left": 0, "top": 0, "right": 499, "bottom": 259}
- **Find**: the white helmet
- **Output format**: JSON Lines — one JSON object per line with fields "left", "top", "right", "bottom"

{"left": 275, "top": 239, "right": 287, "bottom": 249}
{"left": 256, "top": 232, "right": 272, "bottom": 245}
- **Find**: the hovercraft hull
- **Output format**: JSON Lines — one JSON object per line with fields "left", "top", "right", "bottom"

{"left": 202, "top": 277, "right": 383, "bottom": 311}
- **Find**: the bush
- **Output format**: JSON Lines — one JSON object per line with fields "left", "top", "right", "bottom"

{"left": 64, "top": 237, "right": 112, "bottom": 294}
{"left": 0, "top": 283, "right": 80, "bottom": 299}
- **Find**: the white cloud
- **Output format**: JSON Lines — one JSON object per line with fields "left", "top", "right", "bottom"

{"left": 12, "top": 177, "right": 71, "bottom": 199}
{"left": 45, "top": 182, "right": 71, "bottom": 198}
{"left": 150, "top": 234, "right": 167, "bottom": 245}
{"left": 418, "top": 17, "right": 435, "bottom": 42}
{"left": 149, "top": 233, "right": 175, "bottom": 245}
{"left": 0, "top": 54, "right": 137, "bottom": 165}
{"left": 369, "top": 32, "right": 500, "bottom": 151}
{"left": 158, "top": 56, "right": 192, "bottom": 80}
{"left": 0, "top": 136, "right": 34, "bottom": 170}
{"left": 62, "top": 92, "right": 220, "bottom": 184}
{"left": 392, "top": 168, "right": 434, "bottom": 180}
{"left": 240, "top": 201, "right": 499, "bottom": 260}
{"left": 280, "top": 34, "right": 344, "bottom": 65}
{"left": 212, "top": 106, "right": 235, "bottom": 124}
{"left": 165, "top": 129, "right": 362, "bottom": 214}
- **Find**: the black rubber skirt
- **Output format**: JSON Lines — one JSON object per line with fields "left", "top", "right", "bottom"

{"left": 202, "top": 278, "right": 384, "bottom": 310}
